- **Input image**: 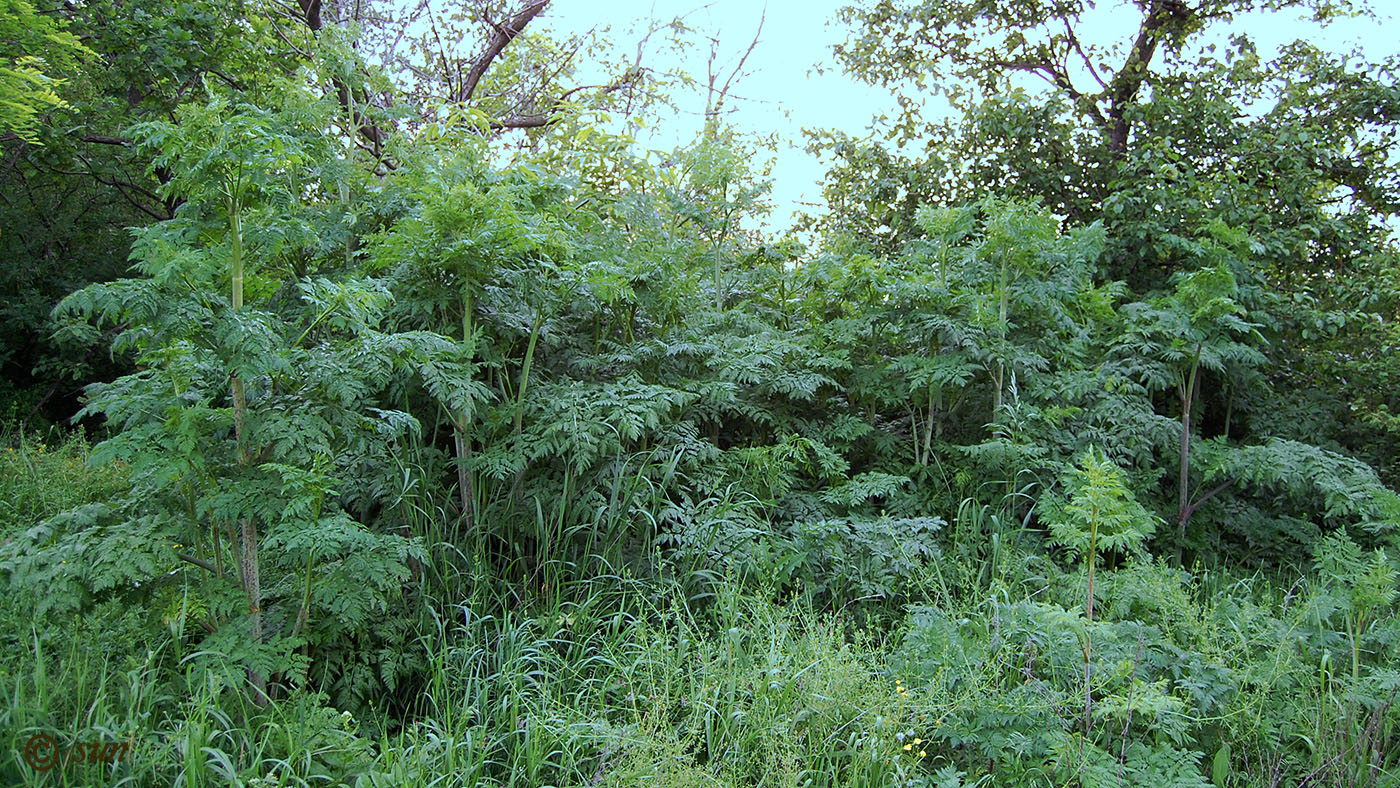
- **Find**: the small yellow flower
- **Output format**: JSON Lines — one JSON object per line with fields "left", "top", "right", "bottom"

{"left": 919, "top": 750, "right": 926, "bottom": 758}
{"left": 913, "top": 738, "right": 922, "bottom": 745}
{"left": 903, "top": 744, "right": 912, "bottom": 751}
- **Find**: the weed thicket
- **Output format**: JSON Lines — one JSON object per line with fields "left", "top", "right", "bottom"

{"left": 1, "top": 431, "right": 1396, "bottom": 787}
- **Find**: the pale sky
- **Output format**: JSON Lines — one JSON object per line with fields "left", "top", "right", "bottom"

{"left": 542, "top": 0, "right": 885, "bottom": 233}
{"left": 537, "top": 1, "right": 1397, "bottom": 234}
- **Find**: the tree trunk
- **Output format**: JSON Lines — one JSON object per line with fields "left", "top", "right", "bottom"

{"left": 1105, "top": 0, "right": 1186, "bottom": 157}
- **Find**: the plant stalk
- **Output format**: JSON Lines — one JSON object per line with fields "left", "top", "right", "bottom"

{"left": 1175, "top": 345, "right": 1202, "bottom": 566}
{"left": 456, "top": 285, "right": 476, "bottom": 528}
{"left": 228, "top": 199, "right": 268, "bottom": 706}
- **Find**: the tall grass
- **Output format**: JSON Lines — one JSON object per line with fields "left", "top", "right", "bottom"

{"left": 1, "top": 433, "right": 1397, "bottom": 787}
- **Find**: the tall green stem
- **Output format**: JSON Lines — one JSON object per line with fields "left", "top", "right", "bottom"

{"left": 228, "top": 199, "right": 267, "bottom": 706}
{"left": 291, "top": 491, "right": 325, "bottom": 642}
{"left": 714, "top": 179, "right": 731, "bottom": 312}
{"left": 921, "top": 383, "right": 937, "bottom": 465}
{"left": 1350, "top": 614, "right": 1363, "bottom": 688}
{"left": 992, "top": 257, "right": 1009, "bottom": 422}
{"left": 509, "top": 311, "right": 544, "bottom": 503}
{"left": 1176, "top": 345, "right": 1202, "bottom": 566}
{"left": 513, "top": 313, "right": 542, "bottom": 439}
{"left": 1083, "top": 501, "right": 1098, "bottom": 740}
{"left": 456, "top": 285, "right": 476, "bottom": 528}
{"left": 714, "top": 236, "right": 724, "bottom": 311}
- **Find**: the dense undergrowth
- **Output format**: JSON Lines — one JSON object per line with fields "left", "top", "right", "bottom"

{"left": 3, "top": 3, "right": 1400, "bottom": 786}
{"left": 2, "top": 425, "right": 1397, "bottom": 787}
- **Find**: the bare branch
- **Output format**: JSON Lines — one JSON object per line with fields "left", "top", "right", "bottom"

{"left": 1064, "top": 17, "right": 1110, "bottom": 93}
{"left": 703, "top": 8, "right": 764, "bottom": 129}
{"left": 459, "top": 0, "right": 551, "bottom": 105}
{"left": 488, "top": 73, "right": 640, "bottom": 131}
{"left": 60, "top": 151, "right": 171, "bottom": 221}
{"left": 1182, "top": 480, "right": 1232, "bottom": 524}
{"left": 81, "top": 134, "right": 130, "bottom": 146}
{"left": 207, "top": 69, "right": 246, "bottom": 91}
{"left": 266, "top": 14, "right": 315, "bottom": 60}
{"left": 986, "top": 55, "right": 1109, "bottom": 130}
{"left": 715, "top": 9, "right": 764, "bottom": 116}
{"left": 425, "top": 4, "right": 458, "bottom": 100}
{"left": 178, "top": 552, "right": 218, "bottom": 573}
{"left": 490, "top": 114, "right": 553, "bottom": 130}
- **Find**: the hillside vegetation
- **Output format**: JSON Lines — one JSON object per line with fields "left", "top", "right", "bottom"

{"left": 2, "top": 1, "right": 1399, "bottom": 786}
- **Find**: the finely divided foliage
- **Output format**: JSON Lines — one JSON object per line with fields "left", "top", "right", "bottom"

{"left": 1, "top": 1, "right": 1399, "bottom": 787}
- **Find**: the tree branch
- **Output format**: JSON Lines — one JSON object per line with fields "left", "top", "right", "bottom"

{"left": 489, "top": 114, "right": 552, "bottom": 130}
{"left": 81, "top": 134, "right": 131, "bottom": 146}
{"left": 458, "top": 0, "right": 551, "bottom": 105}
{"left": 273, "top": 0, "right": 392, "bottom": 166}
{"left": 1063, "top": 17, "right": 1110, "bottom": 93}
{"left": 55, "top": 158, "right": 170, "bottom": 221}
{"left": 708, "top": 9, "right": 765, "bottom": 123}
{"left": 177, "top": 552, "right": 217, "bottom": 573}
{"left": 488, "top": 74, "right": 640, "bottom": 132}
{"left": 1107, "top": 0, "right": 1194, "bottom": 154}
{"left": 1182, "top": 480, "right": 1232, "bottom": 524}
{"left": 296, "top": 0, "right": 322, "bottom": 31}
{"left": 989, "top": 55, "right": 1109, "bottom": 131}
